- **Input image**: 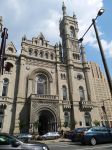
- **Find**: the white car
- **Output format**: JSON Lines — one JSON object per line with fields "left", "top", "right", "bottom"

{"left": 41, "top": 132, "right": 60, "bottom": 140}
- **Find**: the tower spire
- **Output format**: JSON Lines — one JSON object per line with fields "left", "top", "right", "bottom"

{"left": 62, "top": 2, "right": 66, "bottom": 16}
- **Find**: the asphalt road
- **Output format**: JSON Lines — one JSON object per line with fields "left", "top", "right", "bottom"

{"left": 48, "top": 142, "right": 112, "bottom": 150}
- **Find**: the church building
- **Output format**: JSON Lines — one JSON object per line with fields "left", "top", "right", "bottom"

{"left": 0, "top": 3, "right": 111, "bottom": 134}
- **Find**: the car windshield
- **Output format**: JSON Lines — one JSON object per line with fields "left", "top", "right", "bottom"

{"left": 75, "top": 127, "right": 90, "bottom": 132}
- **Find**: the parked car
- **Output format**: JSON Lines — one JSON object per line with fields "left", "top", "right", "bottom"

{"left": 0, "top": 133, "right": 49, "bottom": 150}
{"left": 16, "top": 133, "right": 32, "bottom": 142}
{"left": 69, "top": 127, "right": 90, "bottom": 142}
{"left": 40, "top": 132, "right": 60, "bottom": 140}
{"left": 80, "top": 127, "right": 112, "bottom": 145}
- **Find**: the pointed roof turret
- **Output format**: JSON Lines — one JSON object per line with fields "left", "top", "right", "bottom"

{"left": 73, "top": 12, "right": 77, "bottom": 21}
{"left": 62, "top": 2, "right": 67, "bottom": 17}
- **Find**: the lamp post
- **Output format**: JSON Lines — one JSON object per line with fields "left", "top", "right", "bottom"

{"left": 99, "top": 99, "right": 110, "bottom": 127}
{"left": 79, "top": 9, "right": 112, "bottom": 97}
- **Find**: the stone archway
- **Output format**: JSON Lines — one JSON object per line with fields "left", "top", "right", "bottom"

{"left": 38, "top": 109, "right": 57, "bottom": 135}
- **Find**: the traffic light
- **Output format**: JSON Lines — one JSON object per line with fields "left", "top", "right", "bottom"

{"left": 0, "top": 28, "right": 8, "bottom": 75}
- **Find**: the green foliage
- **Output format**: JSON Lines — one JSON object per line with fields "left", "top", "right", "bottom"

{"left": 19, "top": 121, "right": 26, "bottom": 130}
{"left": 64, "top": 122, "right": 68, "bottom": 128}
{"left": 93, "top": 120, "right": 100, "bottom": 126}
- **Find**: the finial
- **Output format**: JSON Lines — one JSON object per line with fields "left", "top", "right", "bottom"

{"left": 73, "top": 12, "right": 77, "bottom": 21}
{"left": 62, "top": 2, "right": 66, "bottom": 16}
{"left": 22, "top": 35, "right": 27, "bottom": 41}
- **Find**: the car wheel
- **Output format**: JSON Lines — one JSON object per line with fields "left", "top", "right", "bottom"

{"left": 90, "top": 137, "right": 96, "bottom": 146}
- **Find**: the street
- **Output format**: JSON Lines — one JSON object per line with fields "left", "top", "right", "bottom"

{"left": 47, "top": 142, "right": 112, "bottom": 150}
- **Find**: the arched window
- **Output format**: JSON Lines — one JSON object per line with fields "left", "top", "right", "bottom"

{"left": 51, "top": 54, "right": 54, "bottom": 60}
{"left": 5, "top": 62, "right": 13, "bottom": 72}
{"left": 64, "top": 112, "right": 70, "bottom": 127}
{"left": 29, "top": 48, "right": 33, "bottom": 55}
{"left": 0, "top": 111, "right": 4, "bottom": 129}
{"left": 40, "top": 38, "right": 44, "bottom": 45}
{"left": 79, "top": 86, "right": 85, "bottom": 101}
{"left": 45, "top": 53, "right": 48, "bottom": 59}
{"left": 36, "top": 74, "right": 48, "bottom": 95}
{"left": 40, "top": 51, "right": 43, "bottom": 58}
{"left": 70, "top": 26, "right": 75, "bottom": 38}
{"left": 84, "top": 112, "right": 92, "bottom": 126}
{"left": 34, "top": 50, "right": 38, "bottom": 56}
{"left": 2, "top": 78, "right": 9, "bottom": 96}
{"left": 62, "top": 85, "right": 67, "bottom": 100}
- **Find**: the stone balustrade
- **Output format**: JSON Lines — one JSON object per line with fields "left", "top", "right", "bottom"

{"left": 30, "top": 94, "right": 59, "bottom": 100}
{"left": 79, "top": 100, "right": 93, "bottom": 111}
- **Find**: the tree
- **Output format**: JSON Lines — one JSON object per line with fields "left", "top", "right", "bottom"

{"left": 19, "top": 120, "right": 27, "bottom": 132}
{"left": 93, "top": 120, "right": 100, "bottom": 126}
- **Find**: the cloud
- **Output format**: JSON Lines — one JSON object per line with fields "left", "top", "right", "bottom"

{"left": 0, "top": 0, "right": 111, "bottom": 58}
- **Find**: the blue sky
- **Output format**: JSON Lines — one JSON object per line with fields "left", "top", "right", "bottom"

{"left": 85, "top": 0, "right": 112, "bottom": 76}
{"left": 0, "top": 0, "right": 112, "bottom": 76}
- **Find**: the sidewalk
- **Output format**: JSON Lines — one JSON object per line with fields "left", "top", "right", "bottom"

{"left": 39, "top": 138, "right": 71, "bottom": 144}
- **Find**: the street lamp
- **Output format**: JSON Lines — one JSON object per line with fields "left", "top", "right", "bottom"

{"left": 79, "top": 8, "right": 112, "bottom": 97}
{"left": 99, "top": 99, "right": 110, "bottom": 127}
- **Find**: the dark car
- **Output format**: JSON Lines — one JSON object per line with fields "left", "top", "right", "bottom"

{"left": 80, "top": 127, "right": 112, "bottom": 145}
{"left": 0, "top": 133, "right": 49, "bottom": 149}
{"left": 69, "top": 127, "right": 90, "bottom": 142}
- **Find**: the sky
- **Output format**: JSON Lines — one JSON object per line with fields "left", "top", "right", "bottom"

{"left": 0, "top": 0, "right": 112, "bottom": 76}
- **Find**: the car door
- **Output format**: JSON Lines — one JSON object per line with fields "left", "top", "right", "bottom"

{"left": 99, "top": 127, "right": 110, "bottom": 143}
{"left": 0, "top": 134, "right": 21, "bottom": 149}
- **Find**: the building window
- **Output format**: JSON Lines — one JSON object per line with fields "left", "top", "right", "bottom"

{"left": 45, "top": 53, "right": 48, "bottom": 59}
{"left": 0, "top": 111, "right": 4, "bottom": 129}
{"left": 34, "top": 50, "right": 38, "bottom": 56}
{"left": 70, "top": 26, "right": 75, "bottom": 38}
{"left": 79, "top": 121, "right": 82, "bottom": 126}
{"left": 2, "top": 78, "right": 9, "bottom": 96}
{"left": 36, "top": 74, "right": 48, "bottom": 95}
{"left": 79, "top": 86, "right": 85, "bottom": 101}
{"left": 51, "top": 54, "right": 54, "bottom": 60}
{"left": 29, "top": 48, "right": 33, "bottom": 55}
{"left": 5, "top": 62, "right": 13, "bottom": 72}
{"left": 62, "top": 85, "right": 67, "bottom": 100}
{"left": 84, "top": 112, "right": 91, "bottom": 126}
{"left": 64, "top": 112, "right": 70, "bottom": 127}
{"left": 40, "top": 51, "right": 43, "bottom": 58}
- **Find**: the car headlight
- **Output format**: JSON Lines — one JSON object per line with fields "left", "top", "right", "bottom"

{"left": 43, "top": 146, "right": 48, "bottom": 150}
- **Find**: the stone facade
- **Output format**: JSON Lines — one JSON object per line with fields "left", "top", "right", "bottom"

{"left": 0, "top": 3, "right": 111, "bottom": 134}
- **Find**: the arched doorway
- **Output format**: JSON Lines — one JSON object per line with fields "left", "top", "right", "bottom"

{"left": 38, "top": 110, "right": 57, "bottom": 135}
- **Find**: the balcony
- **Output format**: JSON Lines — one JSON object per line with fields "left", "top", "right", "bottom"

{"left": 0, "top": 96, "right": 9, "bottom": 101}
{"left": 30, "top": 94, "right": 59, "bottom": 101}
{"left": 79, "top": 101, "right": 93, "bottom": 111}
{"left": 62, "top": 100, "right": 71, "bottom": 109}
